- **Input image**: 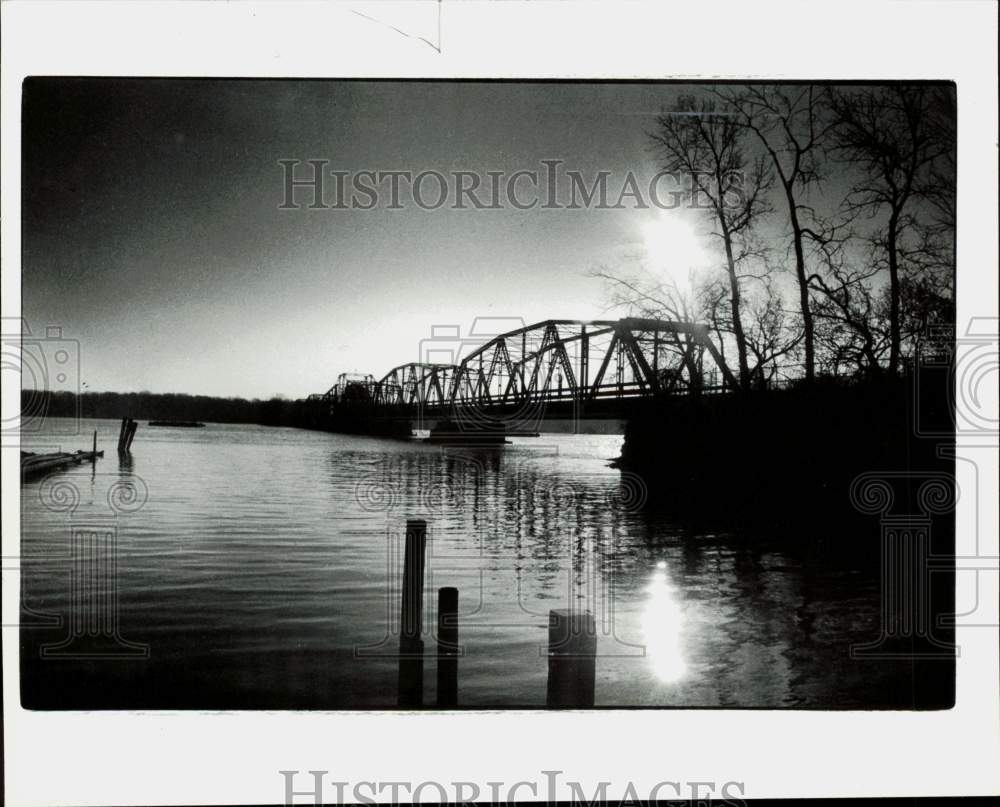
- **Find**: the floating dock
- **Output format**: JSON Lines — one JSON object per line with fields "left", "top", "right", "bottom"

{"left": 21, "top": 448, "right": 104, "bottom": 480}
{"left": 22, "top": 429, "right": 105, "bottom": 480}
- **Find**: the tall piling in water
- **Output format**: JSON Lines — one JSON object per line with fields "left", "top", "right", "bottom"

{"left": 397, "top": 518, "right": 427, "bottom": 706}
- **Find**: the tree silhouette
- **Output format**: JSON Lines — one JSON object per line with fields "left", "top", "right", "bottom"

{"left": 829, "top": 85, "right": 956, "bottom": 374}
{"left": 718, "top": 85, "right": 837, "bottom": 382}
{"left": 649, "top": 95, "right": 774, "bottom": 389}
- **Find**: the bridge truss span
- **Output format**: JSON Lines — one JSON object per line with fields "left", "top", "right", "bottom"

{"left": 314, "top": 318, "right": 737, "bottom": 429}
{"left": 323, "top": 317, "right": 736, "bottom": 415}
{"left": 444, "top": 317, "right": 736, "bottom": 410}
{"left": 373, "top": 363, "right": 463, "bottom": 408}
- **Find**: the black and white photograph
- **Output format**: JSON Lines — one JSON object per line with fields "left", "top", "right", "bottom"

{"left": 17, "top": 75, "right": 961, "bottom": 712}
{"left": 3, "top": 1, "right": 998, "bottom": 805}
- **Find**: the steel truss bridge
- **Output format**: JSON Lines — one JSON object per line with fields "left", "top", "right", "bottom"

{"left": 311, "top": 318, "right": 736, "bottom": 428}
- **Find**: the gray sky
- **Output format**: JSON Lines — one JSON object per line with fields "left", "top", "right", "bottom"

{"left": 23, "top": 79, "right": 884, "bottom": 398}
{"left": 24, "top": 80, "right": 710, "bottom": 398}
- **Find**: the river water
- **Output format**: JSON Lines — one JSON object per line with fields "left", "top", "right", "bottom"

{"left": 20, "top": 417, "right": 922, "bottom": 709}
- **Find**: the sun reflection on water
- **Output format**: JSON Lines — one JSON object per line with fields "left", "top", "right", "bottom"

{"left": 642, "top": 560, "right": 687, "bottom": 683}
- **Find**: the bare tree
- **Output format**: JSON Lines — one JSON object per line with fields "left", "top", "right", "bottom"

{"left": 590, "top": 262, "right": 708, "bottom": 388}
{"left": 718, "top": 85, "right": 837, "bottom": 382}
{"left": 809, "top": 245, "right": 889, "bottom": 376}
{"left": 596, "top": 84, "right": 954, "bottom": 387}
{"left": 699, "top": 271, "right": 802, "bottom": 387}
{"left": 648, "top": 95, "right": 773, "bottom": 389}
{"left": 742, "top": 279, "right": 804, "bottom": 385}
{"left": 829, "top": 85, "right": 956, "bottom": 373}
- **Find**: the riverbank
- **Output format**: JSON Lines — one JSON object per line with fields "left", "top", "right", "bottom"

{"left": 615, "top": 375, "right": 954, "bottom": 537}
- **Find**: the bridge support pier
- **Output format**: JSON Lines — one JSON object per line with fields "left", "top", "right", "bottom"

{"left": 426, "top": 418, "right": 507, "bottom": 446}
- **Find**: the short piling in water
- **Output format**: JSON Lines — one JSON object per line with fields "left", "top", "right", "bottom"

{"left": 436, "top": 586, "right": 459, "bottom": 707}
{"left": 397, "top": 518, "right": 427, "bottom": 707}
{"left": 546, "top": 609, "right": 597, "bottom": 708}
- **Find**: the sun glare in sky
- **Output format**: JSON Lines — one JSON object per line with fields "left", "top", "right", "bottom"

{"left": 641, "top": 213, "right": 709, "bottom": 292}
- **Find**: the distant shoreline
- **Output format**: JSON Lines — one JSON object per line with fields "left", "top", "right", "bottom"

{"left": 21, "top": 389, "right": 308, "bottom": 429}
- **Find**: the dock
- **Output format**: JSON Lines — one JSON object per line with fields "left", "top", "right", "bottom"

{"left": 21, "top": 429, "right": 105, "bottom": 480}
{"left": 21, "top": 448, "right": 104, "bottom": 479}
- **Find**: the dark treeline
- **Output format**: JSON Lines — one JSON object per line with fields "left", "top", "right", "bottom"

{"left": 23, "top": 389, "right": 310, "bottom": 428}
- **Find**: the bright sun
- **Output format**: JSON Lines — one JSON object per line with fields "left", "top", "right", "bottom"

{"left": 642, "top": 214, "right": 708, "bottom": 291}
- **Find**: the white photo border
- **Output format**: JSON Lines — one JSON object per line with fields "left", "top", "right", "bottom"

{"left": 3, "top": 1, "right": 998, "bottom": 804}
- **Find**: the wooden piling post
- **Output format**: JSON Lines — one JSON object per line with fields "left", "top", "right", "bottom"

{"left": 397, "top": 644, "right": 424, "bottom": 707}
{"left": 437, "top": 586, "right": 459, "bottom": 707}
{"left": 117, "top": 416, "right": 128, "bottom": 453}
{"left": 546, "top": 609, "right": 597, "bottom": 708}
{"left": 397, "top": 518, "right": 427, "bottom": 707}
{"left": 125, "top": 419, "right": 138, "bottom": 452}
{"left": 92, "top": 429, "right": 97, "bottom": 457}
{"left": 400, "top": 519, "right": 427, "bottom": 645}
